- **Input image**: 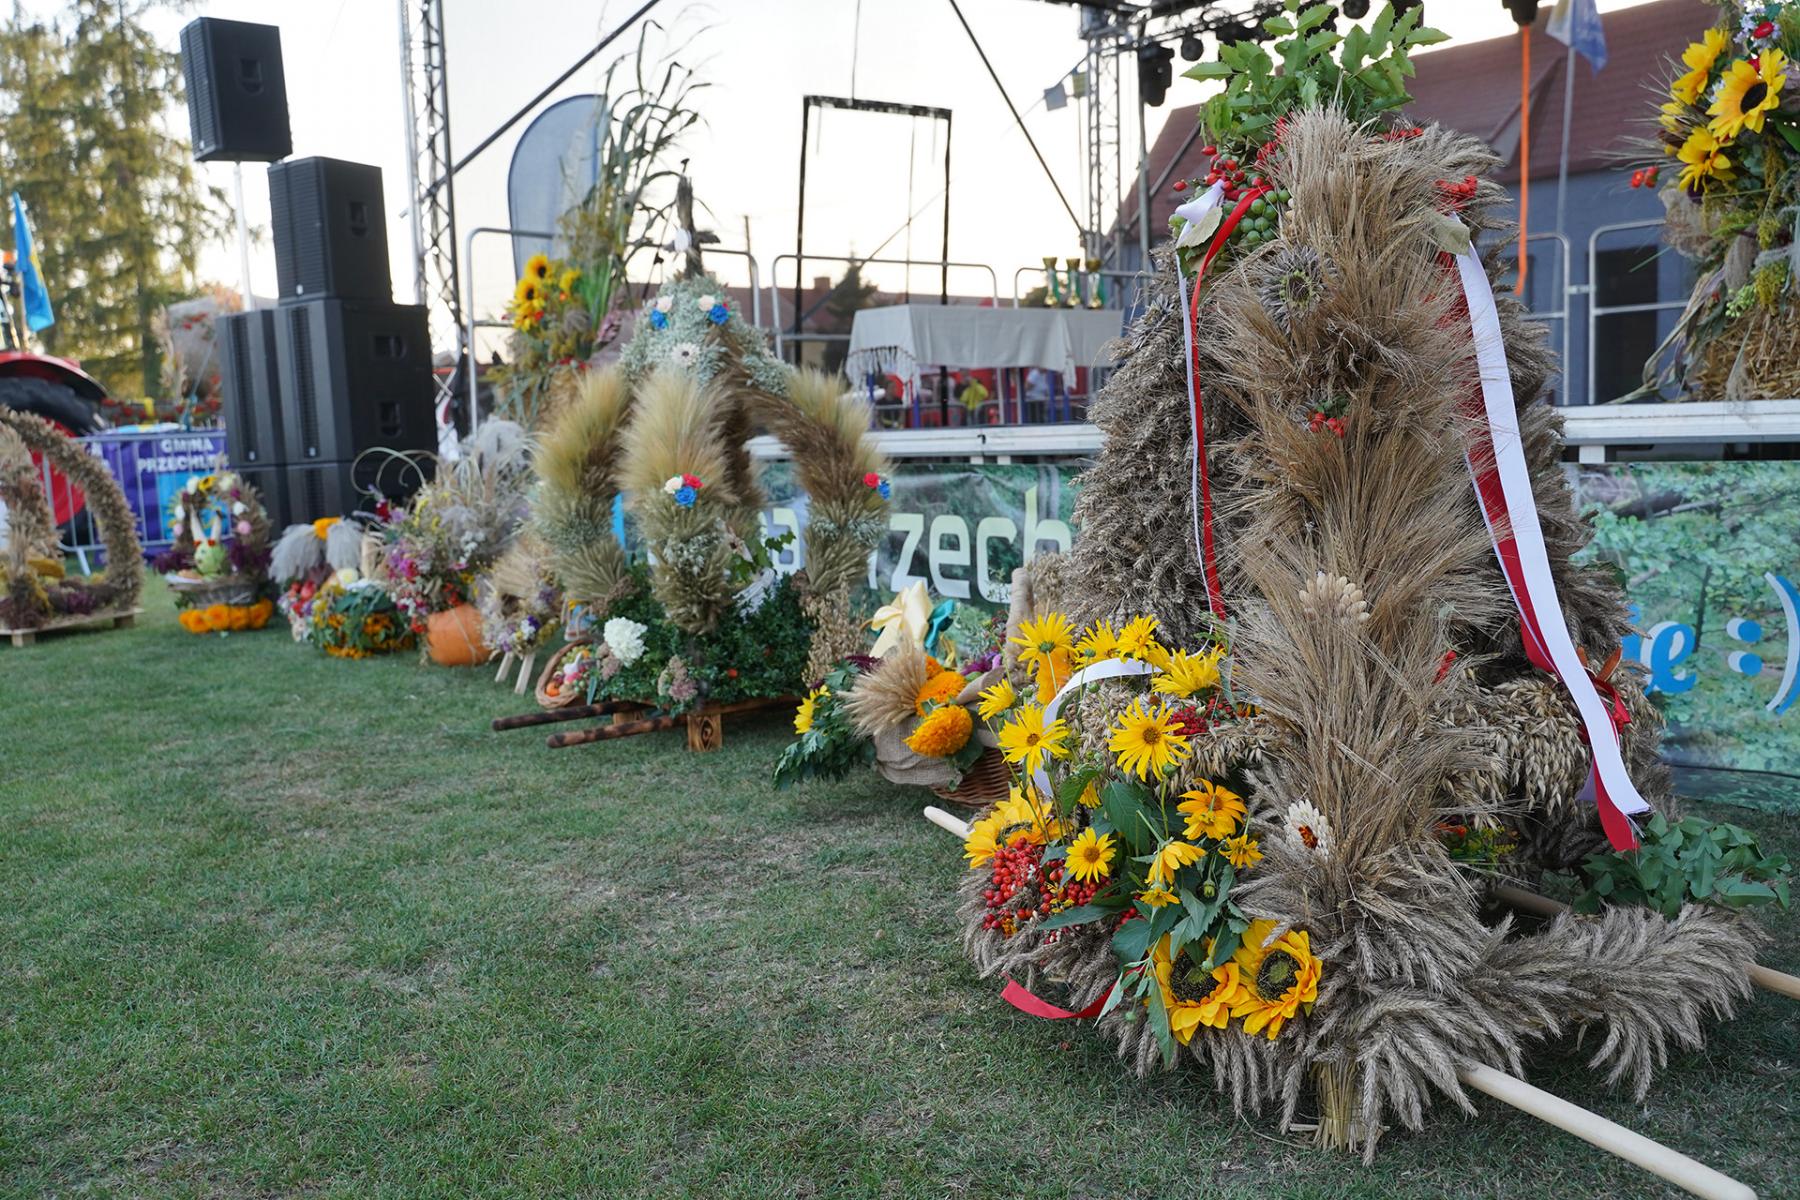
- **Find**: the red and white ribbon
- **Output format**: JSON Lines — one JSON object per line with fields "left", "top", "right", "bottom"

{"left": 1452, "top": 248, "right": 1646, "bottom": 851}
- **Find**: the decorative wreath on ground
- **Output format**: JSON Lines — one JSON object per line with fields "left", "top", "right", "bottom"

{"left": 0, "top": 407, "right": 142, "bottom": 630}
{"left": 529, "top": 269, "right": 889, "bottom": 713}
{"left": 155, "top": 470, "right": 275, "bottom": 634}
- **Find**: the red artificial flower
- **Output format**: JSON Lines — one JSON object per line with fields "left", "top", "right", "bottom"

{"left": 1308, "top": 411, "right": 1327, "bottom": 432}
{"left": 1435, "top": 649, "right": 1458, "bottom": 683}
{"left": 1325, "top": 417, "right": 1346, "bottom": 438}
{"left": 682, "top": 473, "right": 703, "bottom": 489}
{"left": 1754, "top": 20, "right": 1775, "bottom": 38}
{"left": 863, "top": 471, "right": 881, "bottom": 488}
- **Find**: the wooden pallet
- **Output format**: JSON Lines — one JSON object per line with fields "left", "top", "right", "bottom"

{"left": 491, "top": 694, "right": 797, "bottom": 752}
{"left": 1, "top": 607, "right": 141, "bottom": 647}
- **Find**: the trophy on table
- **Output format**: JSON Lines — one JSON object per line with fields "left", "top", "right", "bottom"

{"left": 1042, "top": 255, "right": 1062, "bottom": 307}
{"left": 1064, "top": 256, "right": 1082, "bottom": 307}
{"left": 1085, "top": 257, "right": 1105, "bottom": 308}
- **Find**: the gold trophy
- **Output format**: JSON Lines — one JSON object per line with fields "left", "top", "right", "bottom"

{"left": 1085, "top": 257, "right": 1104, "bottom": 308}
{"left": 1064, "top": 256, "right": 1083, "bottom": 307}
{"left": 1042, "top": 255, "right": 1062, "bottom": 307}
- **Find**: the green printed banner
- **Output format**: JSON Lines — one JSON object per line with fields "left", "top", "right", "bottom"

{"left": 760, "top": 457, "right": 1800, "bottom": 775}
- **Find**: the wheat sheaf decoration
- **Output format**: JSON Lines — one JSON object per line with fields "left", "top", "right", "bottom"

{"left": 0, "top": 407, "right": 142, "bottom": 630}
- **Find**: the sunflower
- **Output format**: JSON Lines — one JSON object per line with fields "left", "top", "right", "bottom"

{"left": 1228, "top": 919, "right": 1323, "bottom": 1040}
{"left": 997, "top": 703, "right": 1071, "bottom": 773}
{"left": 1152, "top": 935, "right": 1244, "bottom": 1044}
{"left": 976, "top": 677, "right": 1017, "bottom": 720}
{"left": 1659, "top": 99, "right": 1690, "bottom": 139}
{"left": 1010, "top": 612, "right": 1075, "bottom": 670}
{"left": 1075, "top": 619, "right": 1119, "bottom": 665}
{"left": 794, "top": 686, "right": 827, "bottom": 735}
{"left": 1676, "top": 127, "right": 1734, "bottom": 191}
{"left": 515, "top": 276, "right": 542, "bottom": 306}
{"left": 906, "top": 703, "right": 973, "bottom": 757}
{"left": 524, "top": 253, "right": 553, "bottom": 282}
{"left": 1153, "top": 648, "right": 1223, "bottom": 699}
{"left": 1146, "top": 838, "right": 1206, "bottom": 887}
{"left": 558, "top": 266, "right": 582, "bottom": 292}
{"left": 915, "top": 669, "right": 967, "bottom": 714}
{"left": 1178, "top": 781, "right": 1247, "bottom": 841}
{"left": 991, "top": 784, "right": 1060, "bottom": 845}
{"left": 1671, "top": 28, "right": 1728, "bottom": 105}
{"left": 1708, "top": 49, "right": 1787, "bottom": 141}
{"left": 1065, "top": 826, "right": 1116, "bottom": 883}
{"left": 1221, "top": 832, "right": 1263, "bottom": 871}
{"left": 1109, "top": 697, "right": 1192, "bottom": 780}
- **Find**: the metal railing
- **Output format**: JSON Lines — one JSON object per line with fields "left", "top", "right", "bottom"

{"left": 764, "top": 253, "right": 1001, "bottom": 359}
{"left": 23, "top": 428, "right": 229, "bottom": 571}
{"left": 1485, "top": 231, "right": 1572, "bottom": 406}
{"left": 1587, "top": 218, "right": 1690, "bottom": 407}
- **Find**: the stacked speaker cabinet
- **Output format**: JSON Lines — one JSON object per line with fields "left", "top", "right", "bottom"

{"left": 178, "top": 18, "right": 292, "bottom": 163}
{"left": 267, "top": 158, "right": 392, "bottom": 303}
{"left": 275, "top": 298, "right": 435, "bottom": 463}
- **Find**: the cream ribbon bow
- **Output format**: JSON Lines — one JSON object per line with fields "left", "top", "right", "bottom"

{"left": 869, "top": 580, "right": 934, "bottom": 658}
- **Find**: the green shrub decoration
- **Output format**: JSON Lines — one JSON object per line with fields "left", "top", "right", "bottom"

{"left": 1575, "top": 812, "right": 1792, "bottom": 919}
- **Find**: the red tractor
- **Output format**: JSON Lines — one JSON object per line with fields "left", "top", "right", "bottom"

{"left": 1, "top": 250, "right": 108, "bottom": 528}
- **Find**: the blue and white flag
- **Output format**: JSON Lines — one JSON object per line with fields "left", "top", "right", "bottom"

{"left": 1547, "top": 0, "right": 1608, "bottom": 71}
{"left": 10, "top": 192, "right": 54, "bottom": 332}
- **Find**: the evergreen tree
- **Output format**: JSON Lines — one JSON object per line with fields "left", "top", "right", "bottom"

{"left": 820, "top": 261, "right": 878, "bottom": 375}
{"left": 0, "top": 1, "right": 228, "bottom": 399}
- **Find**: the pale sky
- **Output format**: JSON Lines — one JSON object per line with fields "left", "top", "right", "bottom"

{"left": 101, "top": 0, "right": 1663, "bottom": 356}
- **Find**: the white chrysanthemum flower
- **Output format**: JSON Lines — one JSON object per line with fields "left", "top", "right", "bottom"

{"left": 1284, "top": 800, "right": 1332, "bottom": 856}
{"left": 669, "top": 340, "right": 699, "bottom": 365}
{"left": 602, "top": 616, "right": 648, "bottom": 667}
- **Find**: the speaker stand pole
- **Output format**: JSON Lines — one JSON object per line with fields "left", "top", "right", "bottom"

{"left": 232, "top": 162, "right": 255, "bottom": 306}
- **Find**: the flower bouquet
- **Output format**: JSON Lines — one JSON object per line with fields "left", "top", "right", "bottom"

{"left": 1640, "top": 3, "right": 1800, "bottom": 399}
{"left": 272, "top": 517, "right": 370, "bottom": 642}
{"left": 305, "top": 571, "right": 414, "bottom": 659}
{"left": 157, "top": 471, "right": 275, "bottom": 634}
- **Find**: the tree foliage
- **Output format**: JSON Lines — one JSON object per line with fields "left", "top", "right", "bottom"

{"left": 0, "top": 1, "right": 229, "bottom": 399}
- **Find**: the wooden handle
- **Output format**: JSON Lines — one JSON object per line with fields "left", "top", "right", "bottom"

{"left": 1457, "top": 1063, "right": 1756, "bottom": 1200}
{"left": 547, "top": 714, "right": 678, "bottom": 747}
{"left": 1493, "top": 885, "right": 1800, "bottom": 1001}
{"left": 923, "top": 806, "right": 971, "bottom": 839}
{"left": 491, "top": 700, "right": 645, "bottom": 731}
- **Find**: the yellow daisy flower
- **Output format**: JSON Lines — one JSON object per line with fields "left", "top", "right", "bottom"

{"left": 1075, "top": 619, "right": 1119, "bottom": 665}
{"left": 1676, "top": 126, "right": 1733, "bottom": 191}
{"left": 1153, "top": 647, "right": 1223, "bottom": 699}
{"left": 1010, "top": 612, "right": 1075, "bottom": 670}
{"left": 793, "top": 686, "right": 827, "bottom": 735}
{"left": 993, "top": 784, "right": 1060, "bottom": 844}
{"left": 1109, "top": 697, "right": 1192, "bottom": 780}
{"left": 976, "top": 676, "right": 1017, "bottom": 720}
{"left": 997, "top": 703, "right": 1071, "bottom": 774}
{"left": 963, "top": 815, "right": 1002, "bottom": 868}
{"left": 1708, "top": 49, "right": 1786, "bottom": 141}
{"left": 1671, "top": 28, "right": 1728, "bottom": 105}
{"left": 1065, "top": 826, "right": 1116, "bottom": 883}
{"left": 1222, "top": 832, "right": 1263, "bottom": 871}
{"left": 1137, "top": 885, "right": 1180, "bottom": 908}
{"left": 1115, "top": 614, "right": 1161, "bottom": 661}
{"left": 1032, "top": 645, "right": 1074, "bottom": 703}
{"left": 1146, "top": 838, "right": 1206, "bottom": 887}
{"left": 906, "top": 704, "right": 973, "bottom": 757}
{"left": 1178, "top": 781, "right": 1247, "bottom": 841}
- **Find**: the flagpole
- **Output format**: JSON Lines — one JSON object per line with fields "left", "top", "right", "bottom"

{"left": 1554, "top": 38, "right": 1575, "bottom": 253}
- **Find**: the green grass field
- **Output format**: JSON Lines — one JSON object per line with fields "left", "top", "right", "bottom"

{"left": 3, "top": 579, "right": 1796, "bottom": 1199}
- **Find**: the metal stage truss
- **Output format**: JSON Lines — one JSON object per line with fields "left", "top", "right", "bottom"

{"left": 398, "top": 0, "right": 463, "bottom": 428}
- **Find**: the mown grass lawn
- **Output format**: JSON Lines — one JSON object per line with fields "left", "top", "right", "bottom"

{"left": 2, "top": 578, "right": 1795, "bottom": 1199}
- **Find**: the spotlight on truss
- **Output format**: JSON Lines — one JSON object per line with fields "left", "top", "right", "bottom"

{"left": 1180, "top": 30, "right": 1204, "bottom": 61}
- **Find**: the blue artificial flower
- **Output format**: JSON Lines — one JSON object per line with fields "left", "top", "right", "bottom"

{"left": 674, "top": 485, "right": 697, "bottom": 508}
{"left": 877, "top": 480, "right": 892, "bottom": 500}
{"left": 649, "top": 309, "right": 669, "bottom": 330}
{"left": 708, "top": 303, "right": 729, "bottom": 325}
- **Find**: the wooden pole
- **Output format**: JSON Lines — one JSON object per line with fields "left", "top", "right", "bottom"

{"left": 1493, "top": 884, "right": 1800, "bottom": 1002}
{"left": 515, "top": 651, "right": 536, "bottom": 695}
{"left": 495, "top": 652, "right": 514, "bottom": 684}
{"left": 491, "top": 700, "right": 646, "bottom": 731}
{"left": 548, "top": 714, "right": 679, "bottom": 747}
{"left": 1456, "top": 1063, "right": 1756, "bottom": 1200}
{"left": 918, "top": 815, "right": 1759, "bottom": 1199}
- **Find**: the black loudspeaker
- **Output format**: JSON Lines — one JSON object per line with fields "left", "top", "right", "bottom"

{"left": 219, "top": 309, "right": 285, "bottom": 466}
{"left": 235, "top": 463, "right": 292, "bottom": 533}
{"left": 275, "top": 298, "right": 435, "bottom": 463}
{"left": 268, "top": 158, "right": 392, "bottom": 303}
{"left": 285, "top": 456, "right": 431, "bottom": 524}
{"left": 179, "top": 18, "right": 292, "bottom": 163}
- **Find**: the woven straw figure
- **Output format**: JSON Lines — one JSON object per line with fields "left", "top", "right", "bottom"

{"left": 962, "top": 110, "right": 1765, "bottom": 1157}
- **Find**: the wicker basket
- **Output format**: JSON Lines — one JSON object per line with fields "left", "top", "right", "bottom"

{"left": 167, "top": 572, "right": 261, "bottom": 607}
{"left": 535, "top": 638, "right": 595, "bottom": 709}
{"left": 931, "top": 745, "right": 1012, "bottom": 808}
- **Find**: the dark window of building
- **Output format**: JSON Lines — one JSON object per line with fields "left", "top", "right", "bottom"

{"left": 1591, "top": 232, "right": 1694, "bottom": 403}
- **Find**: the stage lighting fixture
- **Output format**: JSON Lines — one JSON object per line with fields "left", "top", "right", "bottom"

{"left": 1504, "top": 0, "right": 1540, "bottom": 24}
{"left": 1393, "top": 0, "right": 1423, "bottom": 16}
{"left": 1180, "top": 30, "right": 1205, "bottom": 61}
{"left": 1138, "top": 41, "right": 1176, "bottom": 106}
{"left": 1343, "top": 0, "right": 1370, "bottom": 17}
{"left": 1214, "top": 18, "right": 1251, "bottom": 45}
